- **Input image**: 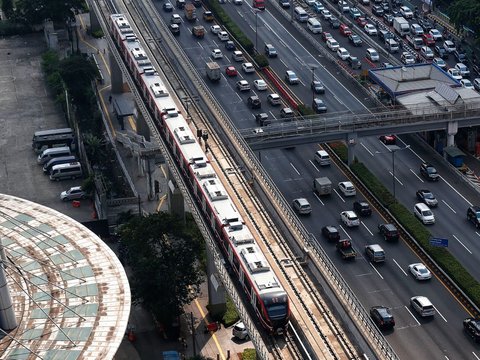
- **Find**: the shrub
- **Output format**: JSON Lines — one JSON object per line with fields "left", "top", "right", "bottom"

{"left": 241, "top": 349, "right": 256, "bottom": 360}
{"left": 222, "top": 296, "right": 239, "bottom": 327}
{"left": 91, "top": 29, "right": 104, "bottom": 38}
{"left": 297, "top": 104, "right": 315, "bottom": 116}
{"left": 253, "top": 54, "right": 269, "bottom": 68}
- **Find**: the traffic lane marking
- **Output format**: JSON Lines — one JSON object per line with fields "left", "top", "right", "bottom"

{"left": 368, "top": 262, "right": 384, "bottom": 279}
{"left": 410, "top": 168, "right": 424, "bottom": 182}
{"left": 404, "top": 306, "right": 421, "bottom": 326}
{"left": 338, "top": 224, "right": 351, "bottom": 239}
{"left": 333, "top": 188, "right": 345, "bottom": 202}
{"left": 432, "top": 304, "right": 448, "bottom": 323}
{"left": 441, "top": 199, "right": 456, "bottom": 213}
{"left": 309, "top": 159, "right": 320, "bottom": 172}
{"left": 392, "top": 258, "right": 409, "bottom": 276}
{"left": 360, "top": 142, "right": 374, "bottom": 156}
{"left": 452, "top": 234, "right": 472, "bottom": 254}
{"left": 361, "top": 221, "right": 373, "bottom": 235}
{"left": 313, "top": 192, "right": 324, "bottom": 205}
{"left": 290, "top": 162, "right": 300, "bottom": 175}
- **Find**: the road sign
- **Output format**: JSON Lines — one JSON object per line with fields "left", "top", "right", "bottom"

{"left": 430, "top": 237, "right": 448, "bottom": 247}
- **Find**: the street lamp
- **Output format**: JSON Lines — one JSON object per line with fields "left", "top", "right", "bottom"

{"left": 375, "top": 144, "right": 410, "bottom": 202}
{"left": 254, "top": 10, "right": 260, "bottom": 52}
{"left": 307, "top": 63, "right": 318, "bottom": 104}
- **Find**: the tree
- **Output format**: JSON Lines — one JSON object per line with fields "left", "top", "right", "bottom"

{"left": 1, "top": 0, "right": 14, "bottom": 18}
{"left": 119, "top": 213, "right": 204, "bottom": 326}
{"left": 448, "top": 0, "right": 480, "bottom": 38}
{"left": 15, "top": 0, "right": 83, "bottom": 24}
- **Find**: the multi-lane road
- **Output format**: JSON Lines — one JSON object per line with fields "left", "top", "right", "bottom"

{"left": 151, "top": 0, "right": 480, "bottom": 357}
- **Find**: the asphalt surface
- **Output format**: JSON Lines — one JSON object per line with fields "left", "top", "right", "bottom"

{"left": 152, "top": 0, "right": 480, "bottom": 358}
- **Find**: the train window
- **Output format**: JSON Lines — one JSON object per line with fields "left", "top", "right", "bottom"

{"left": 232, "top": 256, "right": 240, "bottom": 272}
{"left": 256, "top": 298, "right": 263, "bottom": 315}
{"left": 244, "top": 280, "right": 252, "bottom": 299}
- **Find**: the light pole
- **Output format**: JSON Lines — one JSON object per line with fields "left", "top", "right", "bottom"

{"left": 254, "top": 10, "right": 259, "bottom": 51}
{"left": 307, "top": 63, "right": 318, "bottom": 104}
{"left": 375, "top": 144, "right": 410, "bottom": 202}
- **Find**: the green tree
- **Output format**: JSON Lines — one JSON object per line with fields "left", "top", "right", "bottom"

{"left": 119, "top": 213, "right": 204, "bottom": 325}
{"left": 448, "top": 0, "right": 480, "bottom": 36}
{"left": 83, "top": 133, "right": 106, "bottom": 166}
{"left": 1, "top": 0, "right": 14, "bottom": 18}
{"left": 15, "top": 0, "right": 83, "bottom": 24}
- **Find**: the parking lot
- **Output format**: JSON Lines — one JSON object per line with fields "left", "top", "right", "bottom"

{"left": 0, "top": 34, "right": 92, "bottom": 222}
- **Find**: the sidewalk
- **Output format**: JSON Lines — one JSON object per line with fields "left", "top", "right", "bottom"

{"left": 76, "top": 13, "right": 254, "bottom": 360}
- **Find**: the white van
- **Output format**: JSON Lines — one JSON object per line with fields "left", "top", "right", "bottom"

{"left": 294, "top": 7, "right": 308, "bottom": 22}
{"left": 49, "top": 162, "right": 82, "bottom": 181}
{"left": 314, "top": 150, "right": 330, "bottom": 166}
{"left": 414, "top": 203, "right": 435, "bottom": 224}
{"left": 307, "top": 17, "right": 322, "bottom": 34}
{"left": 37, "top": 146, "right": 71, "bottom": 165}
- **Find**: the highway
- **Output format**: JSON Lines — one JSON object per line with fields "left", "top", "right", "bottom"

{"left": 150, "top": 0, "right": 480, "bottom": 358}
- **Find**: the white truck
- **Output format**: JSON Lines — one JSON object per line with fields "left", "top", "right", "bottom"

{"left": 313, "top": 177, "right": 332, "bottom": 196}
{"left": 206, "top": 62, "right": 221, "bottom": 82}
{"left": 393, "top": 17, "right": 409, "bottom": 37}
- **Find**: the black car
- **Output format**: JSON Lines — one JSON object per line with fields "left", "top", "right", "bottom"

{"left": 454, "top": 50, "right": 467, "bottom": 63}
{"left": 225, "top": 41, "right": 236, "bottom": 51}
{"left": 348, "top": 34, "right": 363, "bottom": 46}
{"left": 169, "top": 24, "right": 180, "bottom": 35}
{"left": 353, "top": 201, "right": 372, "bottom": 216}
{"left": 416, "top": 189, "right": 438, "bottom": 207}
{"left": 347, "top": 56, "right": 362, "bottom": 69}
{"left": 372, "top": 5, "right": 384, "bottom": 16}
{"left": 311, "top": 80, "right": 325, "bottom": 94}
{"left": 312, "top": 98, "right": 327, "bottom": 113}
{"left": 329, "top": 16, "right": 341, "bottom": 29}
{"left": 434, "top": 45, "right": 448, "bottom": 59}
{"left": 420, "top": 163, "right": 439, "bottom": 181}
{"left": 378, "top": 223, "right": 399, "bottom": 241}
{"left": 279, "top": 0, "right": 290, "bottom": 8}
{"left": 418, "top": 18, "right": 433, "bottom": 32}
{"left": 163, "top": 2, "right": 174, "bottom": 11}
{"left": 247, "top": 95, "right": 261, "bottom": 109}
{"left": 370, "top": 306, "right": 395, "bottom": 329}
{"left": 464, "top": 318, "right": 480, "bottom": 342}
{"left": 467, "top": 206, "right": 480, "bottom": 228}
{"left": 322, "top": 226, "right": 340, "bottom": 242}
{"left": 381, "top": 2, "right": 390, "bottom": 12}
{"left": 192, "top": 0, "right": 202, "bottom": 7}
{"left": 255, "top": 113, "right": 270, "bottom": 126}
{"left": 383, "top": 13, "right": 394, "bottom": 25}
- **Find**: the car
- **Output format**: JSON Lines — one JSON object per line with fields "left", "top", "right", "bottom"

{"left": 225, "top": 66, "right": 237, "bottom": 76}
{"left": 247, "top": 95, "right": 261, "bottom": 109}
{"left": 192, "top": 0, "right": 201, "bottom": 7}
{"left": 340, "top": 211, "right": 360, "bottom": 227}
{"left": 339, "top": 24, "right": 352, "bottom": 37}
{"left": 383, "top": 13, "right": 394, "bottom": 25}
{"left": 322, "top": 32, "right": 333, "bottom": 42}
{"left": 163, "top": 2, "right": 174, "bottom": 11}
{"left": 379, "top": 134, "right": 396, "bottom": 145}
{"left": 225, "top": 41, "right": 236, "bottom": 51}
{"left": 443, "top": 40, "right": 456, "bottom": 53}
{"left": 218, "top": 31, "right": 229, "bottom": 41}
{"left": 399, "top": 5, "right": 413, "bottom": 18}
{"left": 410, "top": 23, "right": 424, "bottom": 36}
{"left": 338, "top": 181, "right": 356, "bottom": 196}
{"left": 434, "top": 45, "right": 448, "bottom": 59}
{"left": 253, "top": 79, "right": 267, "bottom": 91}
{"left": 418, "top": 18, "right": 433, "bottom": 32}
{"left": 467, "top": 206, "right": 480, "bottom": 227}
{"left": 461, "top": 79, "right": 474, "bottom": 89}
{"left": 372, "top": 5, "right": 384, "bottom": 16}
{"left": 378, "top": 223, "right": 399, "bottom": 241}
{"left": 379, "top": 29, "right": 394, "bottom": 42}
{"left": 349, "top": 7, "right": 361, "bottom": 19}
{"left": 233, "top": 0, "right": 243, "bottom": 4}
{"left": 312, "top": 98, "right": 327, "bottom": 113}
{"left": 370, "top": 306, "right": 395, "bottom": 330}
{"left": 328, "top": 16, "right": 340, "bottom": 29}
{"left": 321, "top": 9, "right": 332, "bottom": 20}
{"left": 312, "top": 1, "right": 324, "bottom": 13}
{"left": 429, "top": 29, "right": 442, "bottom": 41}
{"left": 305, "top": 0, "right": 315, "bottom": 5}
{"left": 169, "top": 23, "right": 180, "bottom": 35}
{"left": 422, "top": 33, "right": 435, "bottom": 46}
{"left": 337, "top": 47, "right": 350, "bottom": 60}
{"left": 338, "top": 0, "right": 350, "bottom": 12}
{"left": 280, "top": 107, "right": 294, "bottom": 119}
{"left": 176, "top": 0, "right": 185, "bottom": 8}
{"left": 381, "top": 62, "right": 393, "bottom": 68}
{"left": 414, "top": 202, "right": 435, "bottom": 224}
{"left": 464, "top": 318, "right": 480, "bottom": 342}
{"left": 267, "top": 93, "right": 282, "bottom": 105}
{"left": 347, "top": 56, "right": 361, "bottom": 69}
{"left": 447, "top": 68, "right": 462, "bottom": 81}
{"left": 293, "top": 198, "right": 312, "bottom": 215}
{"left": 401, "top": 52, "right": 415, "bottom": 65}
{"left": 255, "top": 113, "right": 269, "bottom": 126}
{"left": 364, "top": 24, "right": 377, "bottom": 36}
{"left": 210, "top": 25, "right": 221, "bottom": 34}
{"left": 211, "top": 49, "right": 223, "bottom": 59}
{"left": 365, "top": 244, "right": 385, "bottom": 263}
{"left": 322, "top": 225, "right": 340, "bottom": 242}
{"left": 432, "top": 57, "right": 446, "bottom": 69}
{"left": 356, "top": 16, "right": 367, "bottom": 27}
{"left": 353, "top": 201, "right": 372, "bottom": 216}
{"left": 232, "top": 321, "right": 249, "bottom": 340}
{"left": 60, "top": 186, "right": 86, "bottom": 201}
{"left": 420, "top": 163, "right": 439, "bottom": 181}
{"left": 236, "top": 80, "right": 250, "bottom": 91}
{"left": 203, "top": 10, "right": 214, "bottom": 21}
{"left": 474, "top": 78, "right": 480, "bottom": 91}
{"left": 265, "top": 44, "right": 277, "bottom": 57}
{"left": 416, "top": 189, "right": 438, "bottom": 207}
{"left": 348, "top": 34, "right": 362, "bottom": 47}
{"left": 455, "top": 62, "right": 470, "bottom": 77}
{"left": 170, "top": 14, "right": 182, "bottom": 24}
{"left": 408, "top": 263, "right": 432, "bottom": 280}
{"left": 326, "top": 38, "right": 340, "bottom": 51}
{"left": 366, "top": 48, "right": 379, "bottom": 62}
{"left": 410, "top": 296, "right": 435, "bottom": 317}
{"left": 279, "top": 0, "right": 290, "bottom": 8}
{"left": 285, "top": 70, "right": 299, "bottom": 84}
{"left": 311, "top": 80, "right": 325, "bottom": 94}
{"left": 454, "top": 50, "right": 467, "bottom": 64}
{"left": 420, "top": 46, "right": 434, "bottom": 60}
{"left": 242, "top": 62, "right": 255, "bottom": 73}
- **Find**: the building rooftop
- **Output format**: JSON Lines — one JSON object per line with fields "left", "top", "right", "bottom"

{"left": 0, "top": 194, "right": 130, "bottom": 360}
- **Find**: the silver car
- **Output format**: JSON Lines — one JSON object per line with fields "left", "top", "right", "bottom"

{"left": 60, "top": 186, "right": 86, "bottom": 201}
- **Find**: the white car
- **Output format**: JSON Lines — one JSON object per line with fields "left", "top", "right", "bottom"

{"left": 400, "top": 5, "right": 413, "bottom": 19}
{"left": 253, "top": 79, "right": 267, "bottom": 91}
{"left": 236, "top": 80, "right": 250, "bottom": 91}
{"left": 433, "top": 57, "right": 446, "bottom": 69}
{"left": 232, "top": 321, "right": 249, "bottom": 340}
{"left": 420, "top": 46, "right": 434, "bottom": 60}
{"left": 242, "top": 62, "right": 255, "bottom": 73}
{"left": 338, "top": 181, "right": 356, "bottom": 196}
{"left": 408, "top": 263, "right": 432, "bottom": 280}
{"left": 218, "top": 31, "right": 229, "bottom": 41}
{"left": 340, "top": 211, "right": 360, "bottom": 227}
{"left": 455, "top": 62, "right": 470, "bottom": 77}
{"left": 210, "top": 25, "right": 221, "bottom": 34}
{"left": 338, "top": 0, "right": 349, "bottom": 12}
{"left": 337, "top": 47, "right": 350, "bottom": 60}
{"left": 429, "top": 29, "right": 442, "bottom": 41}
{"left": 366, "top": 48, "right": 379, "bottom": 62}
{"left": 170, "top": 14, "right": 182, "bottom": 24}
{"left": 364, "top": 24, "right": 377, "bottom": 36}
{"left": 326, "top": 38, "right": 339, "bottom": 51}
{"left": 447, "top": 68, "right": 462, "bottom": 81}
{"left": 401, "top": 52, "right": 415, "bottom": 65}
{"left": 410, "top": 296, "right": 435, "bottom": 317}
{"left": 211, "top": 49, "right": 223, "bottom": 59}
{"left": 474, "top": 78, "right": 480, "bottom": 91}
{"left": 461, "top": 79, "right": 474, "bottom": 89}
{"left": 443, "top": 40, "right": 456, "bottom": 53}
{"left": 321, "top": 9, "right": 332, "bottom": 19}
{"left": 60, "top": 186, "right": 86, "bottom": 201}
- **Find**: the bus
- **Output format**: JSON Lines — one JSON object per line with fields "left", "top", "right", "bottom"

{"left": 32, "top": 128, "right": 75, "bottom": 153}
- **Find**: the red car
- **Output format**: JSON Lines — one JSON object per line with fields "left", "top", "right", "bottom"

{"left": 225, "top": 66, "right": 238, "bottom": 76}
{"left": 321, "top": 32, "right": 333, "bottom": 42}
{"left": 356, "top": 17, "right": 368, "bottom": 27}
{"left": 339, "top": 24, "right": 352, "bottom": 37}
{"left": 422, "top": 33, "right": 435, "bottom": 46}
{"left": 379, "top": 134, "right": 397, "bottom": 145}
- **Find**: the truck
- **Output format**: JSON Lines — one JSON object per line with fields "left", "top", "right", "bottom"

{"left": 405, "top": 34, "right": 423, "bottom": 50}
{"left": 206, "top": 62, "right": 221, "bottom": 82}
{"left": 393, "top": 17, "right": 409, "bottom": 37}
{"left": 184, "top": 3, "right": 197, "bottom": 22}
{"left": 336, "top": 239, "right": 357, "bottom": 260}
{"left": 313, "top": 177, "right": 332, "bottom": 196}
{"left": 192, "top": 25, "right": 205, "bottom": 38}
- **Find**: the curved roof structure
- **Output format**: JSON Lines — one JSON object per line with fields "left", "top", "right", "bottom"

{"left": 0, "top": 194, "right": 130, "bottom": 360}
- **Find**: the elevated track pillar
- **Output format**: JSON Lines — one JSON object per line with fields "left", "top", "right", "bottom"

{"left": 167, "top": 168, "right": 185, "bottom": 225}
{"left": 206, "top": 249, "right": 226, "bottom": 318}
{"left": 109, "top": 52, "right": 123, "bottom": 94}
{"left": 447, "top": 121, "right": 458, "bottom": 147}
{"left": 346, "top": 132, "right": 358, "bottom": 166}
{"left": 86, "top": 0, "right": 101, "bottom": 33}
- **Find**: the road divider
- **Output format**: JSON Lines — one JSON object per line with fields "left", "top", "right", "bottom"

{"left": 262, "top": 67, "right": 299, "bottom": 110}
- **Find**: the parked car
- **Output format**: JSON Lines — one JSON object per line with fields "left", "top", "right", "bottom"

{"left": 232, "top": 321, "right": 249, "bottom": 340}
{"left": 60, "top": 186, "right": 86, "bottom": 201}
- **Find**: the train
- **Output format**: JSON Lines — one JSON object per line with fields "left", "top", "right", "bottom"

{"left": 109, "top": 14, "right": 290, "bottom": 334}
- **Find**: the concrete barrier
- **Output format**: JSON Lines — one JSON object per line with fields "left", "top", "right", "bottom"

{"left": 262, "top": 67, "right": 299, "bottom": 110}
